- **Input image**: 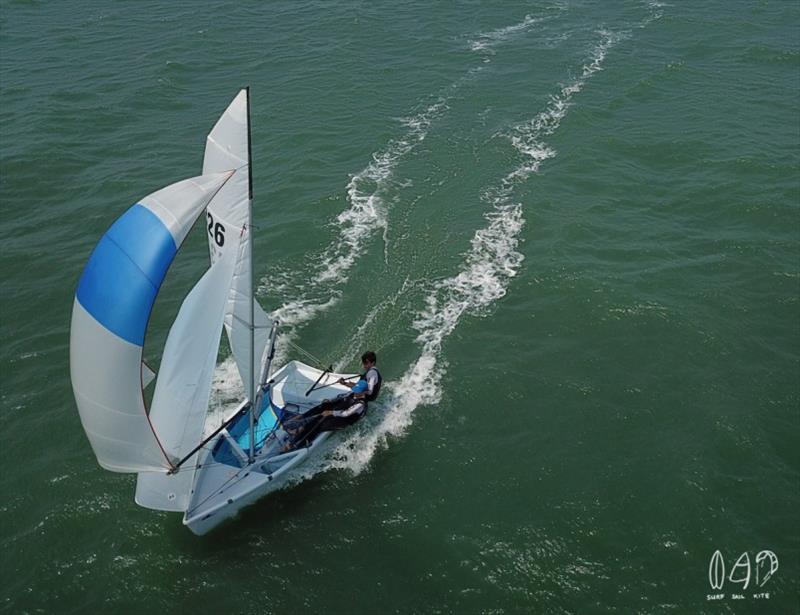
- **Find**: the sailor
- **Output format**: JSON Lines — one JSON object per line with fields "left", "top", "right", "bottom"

{"left": 283, "top": 351, "right": 382, "bottom": 449}
{"left": 321, "top": 350, "right": 382, "bottom": 424}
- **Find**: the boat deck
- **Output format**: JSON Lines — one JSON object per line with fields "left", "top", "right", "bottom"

{"left": 212, "top": 395, "right": 282, "bottom": 467}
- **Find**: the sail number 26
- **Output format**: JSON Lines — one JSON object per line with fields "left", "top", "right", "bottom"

{"left": 206, "top": 212, "right": 225, "bottom": 247}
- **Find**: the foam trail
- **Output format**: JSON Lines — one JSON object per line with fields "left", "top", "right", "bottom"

{"left": 316, "top": 97, "right": 449, "bottom": 285}
{"left": 321, "top": 30, "right": 625, "bottom": 477}
{"left": 256, "top": 96, "right": 450, "bottom": 334}
{"left": 243, "top": 94, "right": 455, "bottom": 379}
{"left": 641, "top": 1, "right": 666, "bottom": 26}
{"left": 469, "top": 7, "right": 562, "bottom": 54}
{"left": 259, "top": 9, "right": 565, "bottom": 341}
{"left": 509, "top": 28, "right": 623, "bottom": 181}
{"left": 470, "top": 14, "right": 546, "bottom": 53}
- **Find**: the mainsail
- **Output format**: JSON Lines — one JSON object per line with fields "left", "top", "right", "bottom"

{"left": 203, "top": 88, "right": 270, "bottom": 399}
{"left": 70, "top": 172, "right": 233, "bottom": 473}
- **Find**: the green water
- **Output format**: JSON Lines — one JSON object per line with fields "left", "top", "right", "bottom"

{"left": 1, "top": 1, "right": 798, "bottom": 613}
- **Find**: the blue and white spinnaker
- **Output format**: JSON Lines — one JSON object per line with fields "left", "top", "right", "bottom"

{"left": 70, "top": 172, "right": 233, "bottom": 473}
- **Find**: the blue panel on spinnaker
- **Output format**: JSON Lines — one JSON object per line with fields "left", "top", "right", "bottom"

{"left": 76, "top": 204, "right": 177, "bottom": 346}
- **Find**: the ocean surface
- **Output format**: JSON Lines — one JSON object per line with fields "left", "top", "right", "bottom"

{"left": 1, "top": 1, "right": 798, "bottom": 612}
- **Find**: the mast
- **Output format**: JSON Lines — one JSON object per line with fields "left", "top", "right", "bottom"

{"left": 246, "top": 86, "right": 256, "bottom": 463}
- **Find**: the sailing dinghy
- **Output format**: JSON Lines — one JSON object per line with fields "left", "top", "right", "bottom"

{"left": 70, "top": 89, "right": 355, "bottom": 535}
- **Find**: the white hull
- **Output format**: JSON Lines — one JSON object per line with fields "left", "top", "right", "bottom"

{"left": 181, "top": 360, "right": 352, "bottom": 535}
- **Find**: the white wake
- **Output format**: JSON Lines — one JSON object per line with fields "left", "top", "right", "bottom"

{"left": 321, "top": 29, "right": 625, "bottom": 477}
{"left": 469, "top": 7, "right": 564, "bottom": 54}
{"left": 317, "top": 98, "right": 450, "bottom": 285}
{"left": 259, "top": 8, "right": 563, "bottom": 358}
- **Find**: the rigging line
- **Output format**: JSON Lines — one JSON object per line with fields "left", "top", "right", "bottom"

{"left": 255, "top": 417, "right": 286, "bottom": 453}
{"left": 138, "top": 463, "right": 266, "bottom": 510}
{"left": 285, "top": 339, "right": 329, "bottom": 369}
{"left": 168, "top": 405, "right": 250, "bottom": 474}
{"left": 231, "top": 312, "right": 271, "bottom": 328}
{"left": 135, "top": 452, "right": 244, "bottom": 476}
{"left": 310, "top": 378, "right": 351, "bottom": 393}
{"left": 137, "top": 419, "right": 286, "bottom": 476}
{"left": 185, "top": 445, "right": 285, "bottom": 515}
{"left": 186, "top": 470, "right": 247, "bottom": 515}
